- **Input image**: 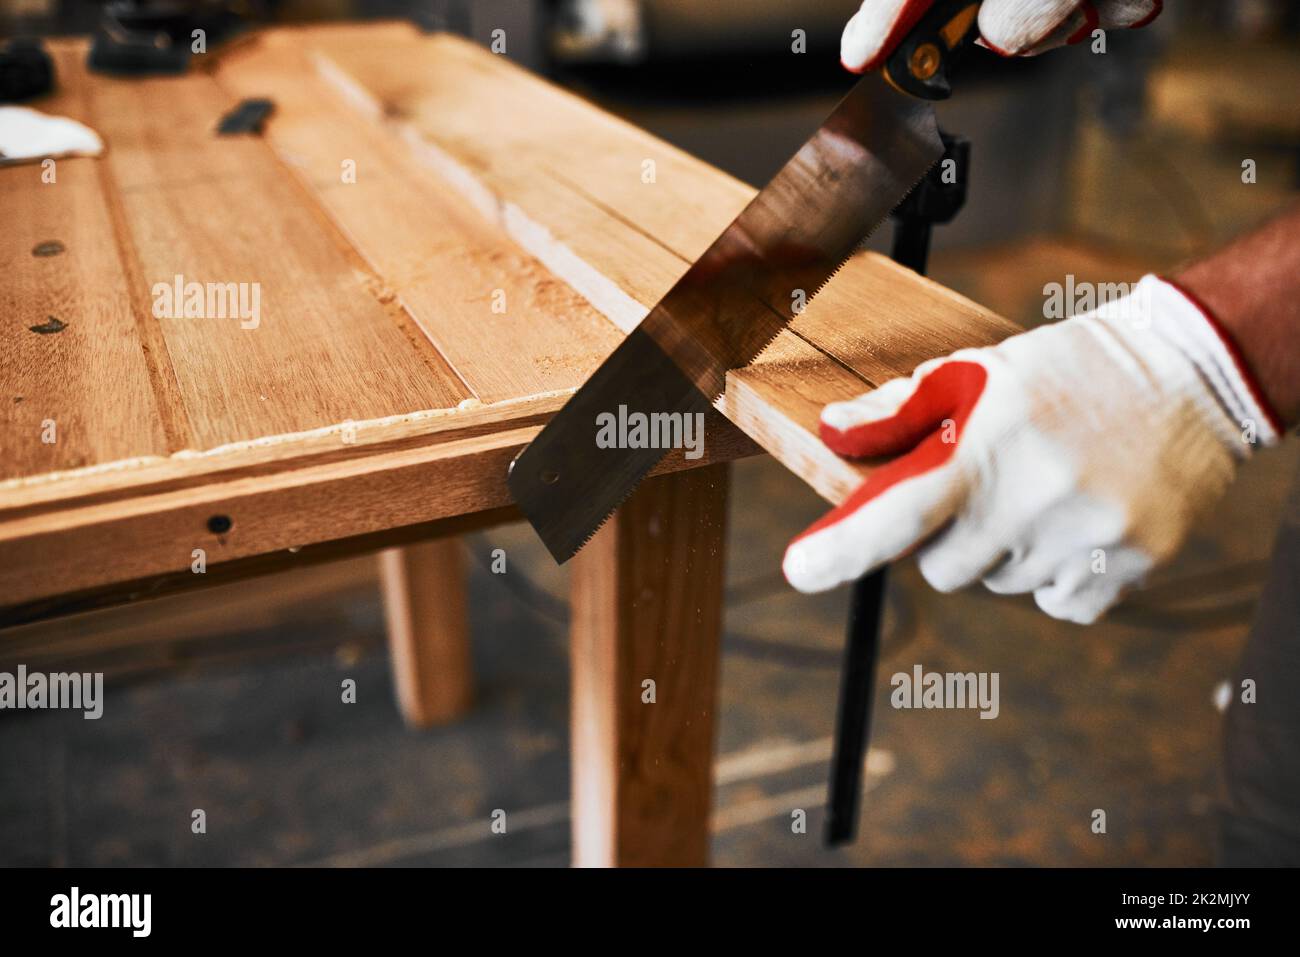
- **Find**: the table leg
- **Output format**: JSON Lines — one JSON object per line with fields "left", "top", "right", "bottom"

{"left": 569, "top": 463, "right": 729, "bottom": 867}
{"left": 379, "top": 539, "right": 474, "bottom": 727}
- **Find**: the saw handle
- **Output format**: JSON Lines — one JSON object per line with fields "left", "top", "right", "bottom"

{"left": 883, "top": 0, "right": 983, "bottom": 100}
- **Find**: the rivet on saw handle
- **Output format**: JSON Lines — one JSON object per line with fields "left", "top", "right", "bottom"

{"left": 884, "top": 0, "right": 983, "bottom": 100}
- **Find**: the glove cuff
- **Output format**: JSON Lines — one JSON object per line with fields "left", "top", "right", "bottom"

{"left": 1149, "top": 275, "right": 1283, "bottom": 449}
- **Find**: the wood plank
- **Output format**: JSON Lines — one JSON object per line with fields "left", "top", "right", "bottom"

{"left": 75, "top": 56, "right": 472, "bottom": 448}
{"left": 570, "top": 463, "right": 728, "bottom": 867}
{"left": 0, "top": 424, "right": 542, "bottom": 603}
{"left": 379, "top": 539, "right": 474, "bottom": 727}
{"left": 212, "top": 34, "right": 623, "bottom": 405}
{"left": 2, "top": 505, "right": 519, "bottom": 629}
{"left": 308, "top": 27, "right": 1019, "bottom": 506}
{"left": 1, "top": 160, "right": 173, "bottom": 478}
{"left": 720, "top": 341, "right": 874, "bottom": 504}
{"left": 309, "top": 25, "right": 751, "bottom": 259}
{"left": 307, "top": 27, "right": 739, "bottom": 332}
{"left": 0, "top": 391, "right": 563, "bottom": 515}
{"left": 0, "top": 408, "right": 756, "bottom": 615}
{"left": 1, "top": 46, "right": 176, "bottom": 479}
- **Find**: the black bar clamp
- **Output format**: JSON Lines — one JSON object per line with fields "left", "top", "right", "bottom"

{"left": 824, "top": 130, "right": 970, "bottom": 847}
{"left": 890, "top": 131, "right": 971, "bottom": 274}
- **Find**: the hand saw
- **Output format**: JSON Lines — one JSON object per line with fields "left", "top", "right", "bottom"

{"left": 509, "top": 0, "right": 983, "bottom": 563}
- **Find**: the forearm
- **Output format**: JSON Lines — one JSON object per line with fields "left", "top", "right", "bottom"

{"left": 1176, "top": 204, "right": 1300, "bottom": 429}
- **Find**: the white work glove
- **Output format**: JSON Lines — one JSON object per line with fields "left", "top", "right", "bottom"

{"left": 783, "top": 275, "right": 1283, "bottom": 624}
{"left": 840, "top": 0, "right": 1163, "bottom": 70}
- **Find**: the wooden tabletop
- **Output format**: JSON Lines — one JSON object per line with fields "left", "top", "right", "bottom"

{"left": 1, "top": 22, "right": 1013, "bottom": 623}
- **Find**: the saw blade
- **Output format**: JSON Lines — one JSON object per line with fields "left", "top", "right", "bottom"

{"left": 508, "top": 75, "right": 943, "bottom": 563}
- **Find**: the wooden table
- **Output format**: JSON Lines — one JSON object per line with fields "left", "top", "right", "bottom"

{"left": 1, "top": 22, "right": 1014, "bottom": 866}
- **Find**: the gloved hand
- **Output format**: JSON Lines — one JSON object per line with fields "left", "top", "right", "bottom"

{"left": 783, "top": 275, "right": 1283, "bottom": 624}
{"left": 840, "top": 0, "right": 1163, "bottom": 70}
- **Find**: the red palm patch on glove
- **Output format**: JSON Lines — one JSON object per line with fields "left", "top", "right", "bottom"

{"left": 792, "top": 360, "right": 987, "bottom": 545}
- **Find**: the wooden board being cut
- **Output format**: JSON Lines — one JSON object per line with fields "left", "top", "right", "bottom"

{"left": 296, "top": 25, "right": 1019, "bottom": 504}
{"left": 2, "top": 24, "right": 1018, "bottom": 617}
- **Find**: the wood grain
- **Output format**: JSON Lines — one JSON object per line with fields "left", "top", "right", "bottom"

{"left": 1, "top": 505, "right": 520, "bottom": 629}
{"left": 309, "top": 27, "right": 1018, "bottom": 505}
{"left": 0, "top": 408, "right": 756, "bottom": 617}
{"left": 1, "top": 47, "right": 173, "bottom": 479}
{"left": 1, "top": 159, "right": 171, "bottom": 479}
{"left": 380, "top": 539, "right": 474, "bottom": 727}
{"left": 570, "top": 463, "right": 729, "bottom": 867}
{"left": 84, "top": 67, "right": 471, "bottom": 447}
{"left": 213, "top": 34, "right": 624, "bottom": 404}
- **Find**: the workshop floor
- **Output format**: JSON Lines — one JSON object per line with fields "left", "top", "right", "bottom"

{"left": 2, "top": 434, "right": 1295, "bottom": 867}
